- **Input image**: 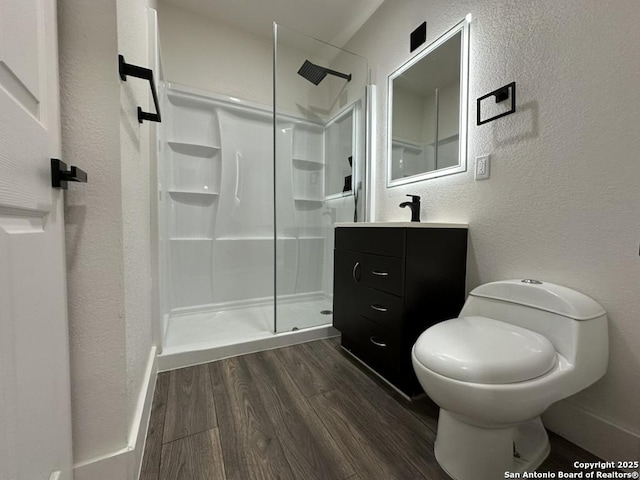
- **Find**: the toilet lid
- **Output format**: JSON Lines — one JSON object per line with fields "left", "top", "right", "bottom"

{"left": 413, "top": 316, "right": 557, "bottom": 384}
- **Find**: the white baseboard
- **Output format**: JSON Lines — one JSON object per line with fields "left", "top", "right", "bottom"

{"left": 72, "top": 446, "right": 132, "bottom": 480}
{"left": 131, "top": 346, "right": 159, "bottom": 479}
{"left": 543, "top": 399, "right": 640, "bottom": 462}
{"left": 73, "top": 346, "right": 158, "bottom": 480}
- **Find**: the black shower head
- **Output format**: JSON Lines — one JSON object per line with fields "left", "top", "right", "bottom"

{"left": 297, "top": 60, "right": 352, "bottom": 85}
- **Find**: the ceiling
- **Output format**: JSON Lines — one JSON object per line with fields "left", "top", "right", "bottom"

{"left": 159, "top": 0, "right": 385, "bottom": 47}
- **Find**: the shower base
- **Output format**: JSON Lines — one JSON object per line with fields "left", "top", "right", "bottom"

{"left": 158, "top": 296, "right": 338, "bottom": 371}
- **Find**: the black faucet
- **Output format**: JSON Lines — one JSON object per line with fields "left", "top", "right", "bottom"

{"left": 399, "top": 195, "right": 421, "bottom": 222}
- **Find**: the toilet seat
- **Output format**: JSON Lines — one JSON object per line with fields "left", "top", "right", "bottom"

{"left": 413, "top": 316, "right": 557, "bottom": 384}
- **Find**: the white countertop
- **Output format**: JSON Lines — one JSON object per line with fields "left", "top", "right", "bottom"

{"left": 334, "top": 222, "right": 468, "bottom": 229}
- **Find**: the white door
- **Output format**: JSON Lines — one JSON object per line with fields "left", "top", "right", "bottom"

{"left": 0, "top": 0, "right": 74, "bottom": 479}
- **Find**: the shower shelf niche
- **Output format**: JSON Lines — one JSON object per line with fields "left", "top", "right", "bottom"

{"left": 168, "top": 189, "right": 219, "bottom": 196}
{"left": 167, "top": 141, "right": 220, "bottom": 156}
{"left": 292, "top": 158, "right": 323, "bottom": 168}
{"left": 170, "top": 238, "right": 214, "bottom": 241}
{"left": 167, "top": 117, "right": 221, "bottom": 197}
{"left": 290, "top": 123, "right": 324, "bottom": 210}
{"left": 163, "top": 91, "right": 221, "bottom": 248}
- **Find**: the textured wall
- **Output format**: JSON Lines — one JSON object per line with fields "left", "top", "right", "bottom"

{"left": 58, "top": 0, "right": 128, "bottom": 463}
{"left": 346, "top": 0, "right": 640, "bottom": 459}
{"left": 58, "top": 0, "right": 156, "bottom": 470}
{"left": 116, "top": 0, "right": 155, "bottom": 438}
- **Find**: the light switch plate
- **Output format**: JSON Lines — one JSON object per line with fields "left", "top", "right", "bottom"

{"left": 475, "top": 155, "right": 490, "bottom": 180}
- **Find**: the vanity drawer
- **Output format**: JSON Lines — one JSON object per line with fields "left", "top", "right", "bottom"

{"left": 357, "top": 285, "right": 403, "bottom": 330}
{"left": 335, "top": 227, "right": 405, "bottom": 258}
{"left": 358, "top": 253, "right": 404, "bottom": 296}
{"left": 345, "top": 316, "right": 402, "bottom": 374}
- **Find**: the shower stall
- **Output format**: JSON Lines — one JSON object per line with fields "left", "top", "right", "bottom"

{"left": 156, "top": 23, "right": 368, "bottom": 366}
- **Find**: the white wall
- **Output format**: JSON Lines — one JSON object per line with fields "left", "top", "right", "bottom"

{"left": 117, "top": 0, "right": 155, "bottom": 436}
{"left": 433, "top": 81, "right": 460, "bottom": 141}
{"left": 347, "top": 0, "right": 640, "bottom": 461}
{"left": 58, "top": 0, "right": 157, "bottom": 478}
{"left": 157, "top": 4, "right": 272, "bottom": 105}
{"left": 393, "top": 87, "right": 427, "bottom": 144}
{"left": 157, "top": 5, "right": 368, "bottom": 122}
{"left": 157, "top": 5, "right": 315, "bottom": 118}
{"left": 58, "top": 0, "right": 127, "bottom": 464}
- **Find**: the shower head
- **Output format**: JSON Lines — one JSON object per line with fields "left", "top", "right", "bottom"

{"left": 297, "top": 60, "right": 352, "bottom": 85}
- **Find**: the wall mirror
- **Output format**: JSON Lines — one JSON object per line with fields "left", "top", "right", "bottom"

{"left": 387, "top": 16, "right": 470, "bottom": 187}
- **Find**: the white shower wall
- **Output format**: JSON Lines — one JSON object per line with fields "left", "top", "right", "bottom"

{"left": 159, "top": 84, "right": 333, "bottom": 335}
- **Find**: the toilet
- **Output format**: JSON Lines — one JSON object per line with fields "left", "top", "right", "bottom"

{"left": 412, "top": 279, "right": 608, "bottom": 480}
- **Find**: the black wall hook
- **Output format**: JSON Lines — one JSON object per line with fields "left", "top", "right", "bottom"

{"left": 51, "top": 158, "right": 88, "bottom": 189}
{"left": 477, "top": 81, "right": 516, "bottom": 125}
{"left": 118, "top": 55, "right": 162, "bottom": 123}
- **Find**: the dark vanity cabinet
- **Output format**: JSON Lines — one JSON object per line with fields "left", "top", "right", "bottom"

{"left": 333, "top": 225, "right": 468, "bottom": 397}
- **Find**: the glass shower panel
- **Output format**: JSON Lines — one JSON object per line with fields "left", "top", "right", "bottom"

{"left": 273, "top": 23, "right": 368, "bottom": 333}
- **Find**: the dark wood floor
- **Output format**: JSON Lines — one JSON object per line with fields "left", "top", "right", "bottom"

{"left": 140, "top": 337, "right": 603, "bottom": 480}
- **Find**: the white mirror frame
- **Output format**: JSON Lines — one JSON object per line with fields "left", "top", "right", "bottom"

{"left": 387, "top": 15, "right": 470, "bottom": 187}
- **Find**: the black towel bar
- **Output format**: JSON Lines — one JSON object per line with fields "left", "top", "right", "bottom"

{"left": 118, "top": 55, "right": 162, "bottom": 123}
{"left": 476, "top": 81, "right": 516, "bottom": 126}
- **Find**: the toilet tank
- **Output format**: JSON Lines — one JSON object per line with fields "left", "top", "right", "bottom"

{"left": 459, "top": 280, "right": 608, "bottom": 376}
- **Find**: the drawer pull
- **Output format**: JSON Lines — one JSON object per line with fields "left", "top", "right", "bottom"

{"left": 370, "top": 304, "right": 388, "bottom": 313}
{"left": 352, "top": 262, "right": 361, "bottom": 283}
{"left": 371, "top": 270, "right": 389, "bottom": 276}
{"left": 370, "top": 336, "right": 387, "bottom": 348}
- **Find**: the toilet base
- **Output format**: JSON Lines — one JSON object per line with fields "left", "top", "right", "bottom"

{"left": 434, "top": 409, "right": 550, "bottom": 480}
